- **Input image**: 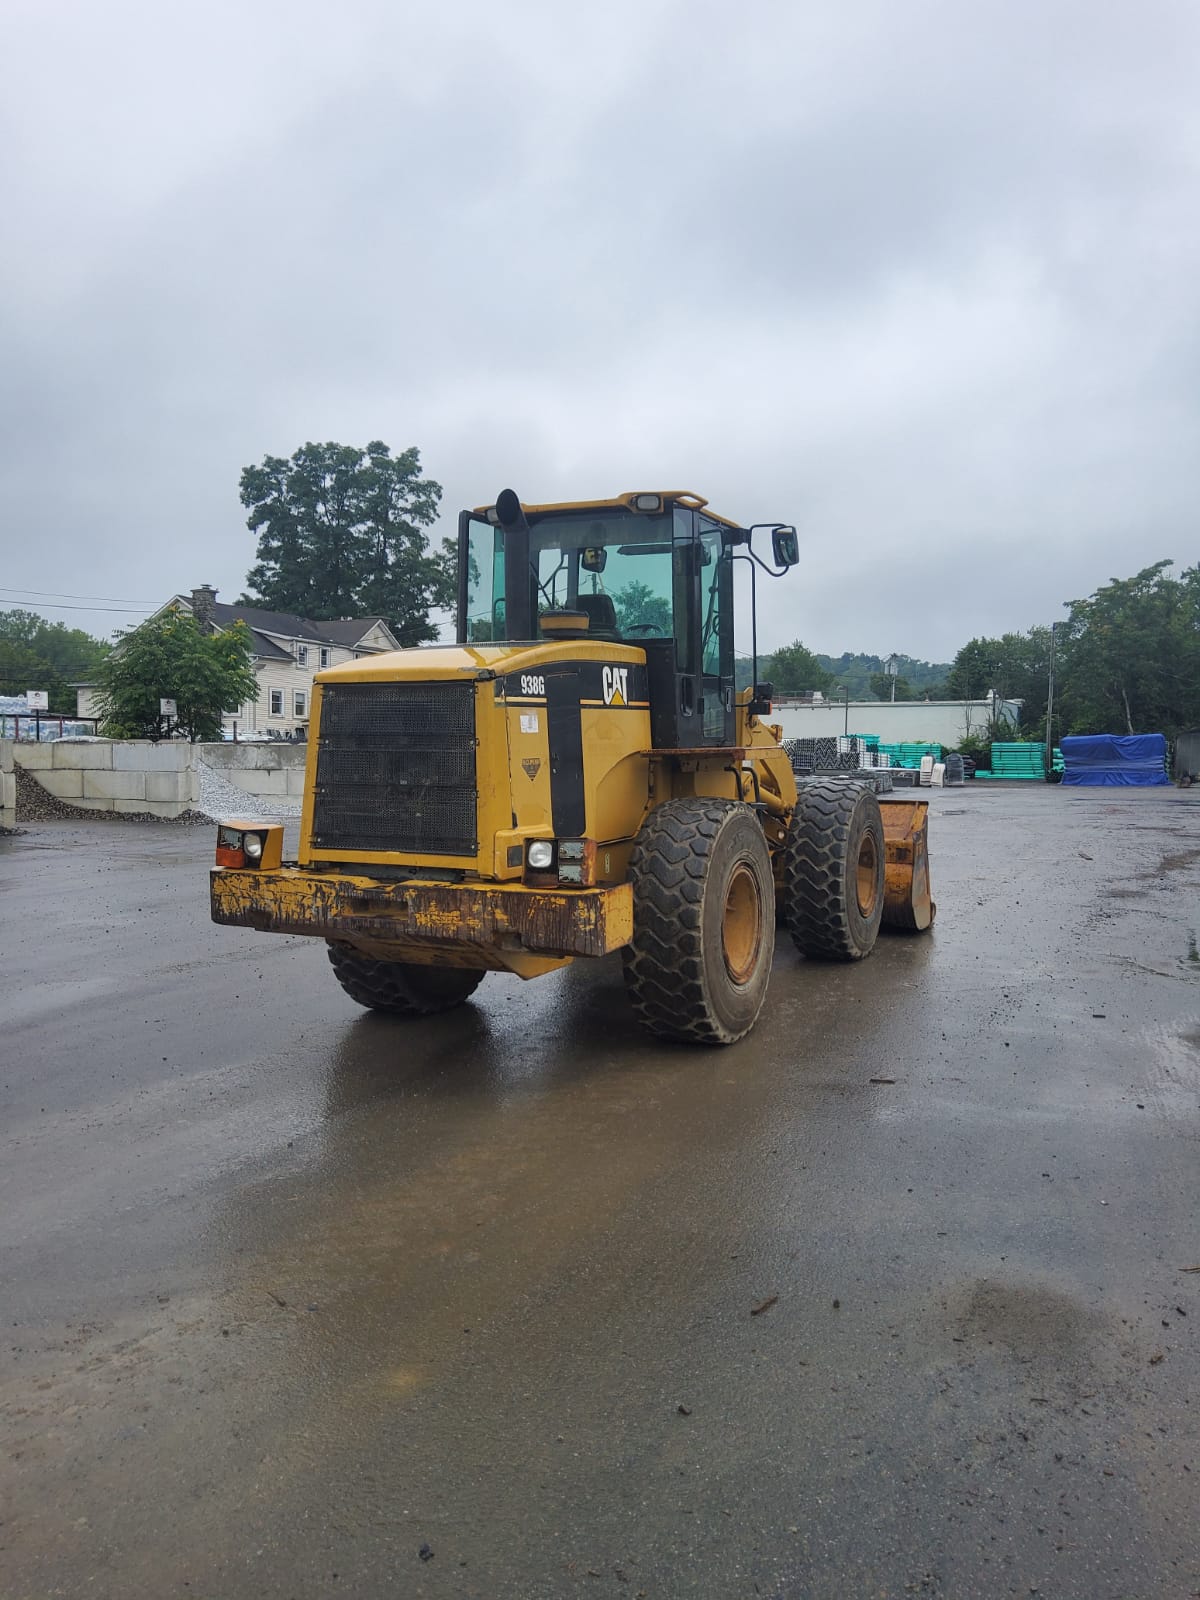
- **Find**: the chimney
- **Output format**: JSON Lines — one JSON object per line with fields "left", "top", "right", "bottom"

{"left": 191, "top": 585, "right": 218, "bottom": 628}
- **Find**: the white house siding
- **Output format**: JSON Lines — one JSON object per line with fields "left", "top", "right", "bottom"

{"left": 234, "top": 639, "right": 378, "bottom": 735}
{"left": 353, "top": 623, "right": 396, "bottom": 652}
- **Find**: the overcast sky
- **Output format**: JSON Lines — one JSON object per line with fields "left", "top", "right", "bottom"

{"left": 2, "top": 0, "right": 1198, "bottom": 662}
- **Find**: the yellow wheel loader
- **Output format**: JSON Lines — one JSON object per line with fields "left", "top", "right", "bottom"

{"left": 211, "top": 489, "right": 934, "bottom": 1045}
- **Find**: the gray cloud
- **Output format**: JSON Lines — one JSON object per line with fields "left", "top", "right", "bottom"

{"left": 2, "top": 0, "right": 1198, "bottom": 660}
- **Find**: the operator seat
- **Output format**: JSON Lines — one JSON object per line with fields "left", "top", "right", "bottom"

{"left": 575, "top": 593, "right": 621, "bottom": 639}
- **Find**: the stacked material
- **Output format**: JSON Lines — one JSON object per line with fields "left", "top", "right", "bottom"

{"left": 1060, "top": 734, "right": 1169, "bottom": 787}
{"left": 786, "top": 735, "right": 870, "bottom": 772}
{"left": 978, "top": 742, "right": 1046, "bottom": 780}
{"left": 784, "top": 736, "right": 891, "bottom": 790}
{"left": 877, "top": 742, "right": 943, "bottom": 769}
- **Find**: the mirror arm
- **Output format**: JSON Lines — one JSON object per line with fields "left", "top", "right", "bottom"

{"left": 742, "top": 546, "right": 792, "bottom": 580}
{"left": 744, "top": 522, "right": 797, "bottom": 577}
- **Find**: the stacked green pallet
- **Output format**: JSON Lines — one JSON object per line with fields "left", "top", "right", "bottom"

{"left": 979, "top": 742, "right": 1046, "bottom": 780}
{"left": 1052, "top": 747, "right": 1065, "bottom": 774}
{"left": 901, "top": 742, "right": 943, "bottom": 768}
{"left": 876, "top": 742, "right": 942, "bottom": 769}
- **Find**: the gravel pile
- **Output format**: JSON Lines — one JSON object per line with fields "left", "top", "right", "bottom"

{"left": 195, "top": 760, "right": 303, "bottom": 821}
{"left": 13, "top": 764, "right": 212, "bottom": 826}
{"left": 13, "top": 757, "right": 303, "bottom": 826}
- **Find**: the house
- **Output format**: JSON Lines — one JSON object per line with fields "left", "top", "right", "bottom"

{"left": 76, "top": 587, "right": 400, "bottom": 736}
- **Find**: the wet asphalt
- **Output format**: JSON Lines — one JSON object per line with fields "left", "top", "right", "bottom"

{"left": 1, "top": 785, "right": 1199, "bottom": 1600}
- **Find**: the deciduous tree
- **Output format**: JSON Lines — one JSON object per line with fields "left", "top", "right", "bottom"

{"left": 0, "top": 609, "right": 109, "bottom": 713}
{"left": 1058, "top": 561, "right": 1199, "bottom": 736}
{"left": 611, "top": 580, "right": 672, "bottom": 635}
{"left": 945, "top": 630, "right": 1052, "bottom": 732}
{"left": 240, "top": 442, "right": 448, "bottom": 644}
{"left": 95, "top": 613, "right": 259, "bottom": 742}
{"left": 765, "top": 640, "right": 833, "bottom": 694}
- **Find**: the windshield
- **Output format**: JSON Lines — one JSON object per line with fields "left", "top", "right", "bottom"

{"left": 532, "top": 511, "right": 673, "bottom": 636}
{"left": 464, "top": 507, "right": 694, "bottom": 645}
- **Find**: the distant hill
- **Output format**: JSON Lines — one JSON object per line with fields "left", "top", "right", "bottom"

{"left": 736, "top": 649, "right": 954, "bottom": 697}
{"left": 815, "top": 652, "right": 952, "bottom": 699}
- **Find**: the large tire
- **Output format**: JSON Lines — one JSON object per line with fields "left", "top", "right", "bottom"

{"left": 622, "top": 798, "right": 775, "bottom": 1045}
{"left": 326, "top": 941, "right": 485, "bottom": 1014}
{"left": 781, "top": 780, "right": 885, "bottom": 961}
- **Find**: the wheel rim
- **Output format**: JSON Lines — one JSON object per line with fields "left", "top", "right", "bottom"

{"left": 855, "top": 832, "right": 880, "bottom": 918}
{"left": 722, "top": 863, "right": 763, "bottom": 984}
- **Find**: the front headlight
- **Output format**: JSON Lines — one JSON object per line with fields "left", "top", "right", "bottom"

{"left": 526, "top": 840, "right": 554, "bottom": 869}
{"left": 214, "top": 821, "right": 282, "bottom": 871}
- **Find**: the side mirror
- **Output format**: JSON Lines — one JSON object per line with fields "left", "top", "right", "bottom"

{"left": 771, "top": 526, "right": 799, "bottom": 568}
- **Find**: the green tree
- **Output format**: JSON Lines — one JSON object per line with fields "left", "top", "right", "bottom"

{"left": 0, "top": 609, "right": 109, "bottom": 712}
{"left": 95, "top": 613, "right": 259, "bottom": 742}
{"left": 818, "top": 651, "right": 951, "bottom": 699}
{"left": 611, "top": 580, "right": 672, "bottom": 635}
{"left": 816, "top": 651, "right": 878, "bottom": 697}
{"left": 945, "top": 630, "right": 1053, "bottom": 733}
{"left": 0, "top": 639, "right": 68, "bottom": 711}
{"left": 766, "top": 640, "right": 834, "bottom": 694}
{"left": 1058, "top": 561, "right": 1199, "bottom": 737}
{"left": 868, "top": 672, "right": 919, "bottom": 701}
{"left": 240, "top": 441, "right": 448, "bottom": 645}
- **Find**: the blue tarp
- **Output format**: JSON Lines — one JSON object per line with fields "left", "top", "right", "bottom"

{"left": 1060, "top": 733, "right": 1169, "bottom": 786}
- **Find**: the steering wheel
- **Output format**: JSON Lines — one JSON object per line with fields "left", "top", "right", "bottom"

{"left": 624, "top": 622, "right": 666, "bottom": 637}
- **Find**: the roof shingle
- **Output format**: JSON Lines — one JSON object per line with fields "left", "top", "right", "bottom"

{"left": 202, "top": 601, "right": 392, "bottom": 650}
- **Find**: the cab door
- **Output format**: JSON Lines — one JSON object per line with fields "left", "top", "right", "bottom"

{"left": 697, "top": 516, "right": 735, "bottom": 745}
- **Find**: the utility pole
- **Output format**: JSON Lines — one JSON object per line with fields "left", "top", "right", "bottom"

{"left": 1045, "top": 622, "right": 1059, "bottom": 781}
{"left": 885, "top": 653, "right": 900, "bottom": 703}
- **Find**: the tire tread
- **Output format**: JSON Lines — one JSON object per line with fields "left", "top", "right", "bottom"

{"left": 623, "top": 798, "right": 773, "bottom": 1045}
{"left": 782, "top": 780, "right": 884, "bottom": 961}
{"left": 326, "top": 942, "right": 484, "bottom": 1014}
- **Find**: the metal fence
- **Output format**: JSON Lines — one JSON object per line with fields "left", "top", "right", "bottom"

{"left": 0, "top": 715, "right": 102, "bottom": 741}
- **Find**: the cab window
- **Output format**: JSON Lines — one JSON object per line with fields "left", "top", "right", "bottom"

{"left": 464, "top": 516, "right": 502, "bottom": 642}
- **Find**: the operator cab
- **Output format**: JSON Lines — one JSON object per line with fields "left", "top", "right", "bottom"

{"left": 457, "top": 490, "right": 798, "bottom": 749}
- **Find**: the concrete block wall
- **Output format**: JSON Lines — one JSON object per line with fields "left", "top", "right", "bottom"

{"left": 196, "top": 743, "right": 308, "bottom": 798}
{"left": 12, "top": 741, "right": 199, "bottom": 818}
{"left": 0, "top": 740, "right": 14, "bottom": 829}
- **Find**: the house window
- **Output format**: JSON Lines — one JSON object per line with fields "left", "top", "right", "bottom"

{"left": 293, "top": 690, "right": 307, "bottom": 718}
{"left": 269, "top": 689, "right": 283, "bottom": 717}
{"left": 319, "top": 647, "right": 330, "bottom": 668}
{"left": 297, "top": 645, "right": 308, "bottom": 666}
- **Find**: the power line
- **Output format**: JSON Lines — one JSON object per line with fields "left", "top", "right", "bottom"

{"left": 0, "top": 586, "right": 160, "bottom": 605}
{"left": 0, "top": 600, "right": 151, "bottom": 614}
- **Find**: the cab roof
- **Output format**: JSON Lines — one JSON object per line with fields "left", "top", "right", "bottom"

{"left": 469, "top": 491, "right": 743, "bottom": 532}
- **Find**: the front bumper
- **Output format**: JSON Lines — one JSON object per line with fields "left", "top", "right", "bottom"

{"left": 210, "top": 866, "right": 633, "bottom": 962}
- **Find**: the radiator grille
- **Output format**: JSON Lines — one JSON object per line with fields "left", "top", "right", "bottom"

{"left": 312, "top": 682, "right": 478, "bottom": 855}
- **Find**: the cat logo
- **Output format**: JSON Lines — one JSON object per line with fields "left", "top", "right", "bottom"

{"left": 601, "top": 665, "right": 629, "bottom": 707}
